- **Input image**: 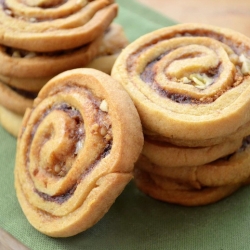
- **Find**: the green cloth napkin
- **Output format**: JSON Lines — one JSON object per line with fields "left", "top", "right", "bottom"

{"left": 1, "top": 1, "right": 250, "bottom": 250}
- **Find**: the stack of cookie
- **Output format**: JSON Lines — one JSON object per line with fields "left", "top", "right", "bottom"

{"left": 112, "top": 23, "right": 250, "bottom": 206}
{"left": 0, "top": 0, "right": 128, "bottom": 137}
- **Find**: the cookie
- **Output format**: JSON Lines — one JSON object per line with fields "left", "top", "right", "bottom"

{"left": 0, "top": 35, "right": 101, "bottom": 81}
{"left": 112, "top": 23, "right": 250, "bottom": 143}
{"left": 143, "top": 118, "right": 250, "bottom": 147}
{"left": 0, "top": 74, "right": 51, "bottom": 93}
{"left": 0, "top": 0, "right": 118, "bottom": 52}
{"left": 0, "top": 81, "right": 35, "bottom": 115}
{"left": 142, "top": 136, "right": 243, "bottom": 168}
{"left": 14, "top": 68, "right": 143, "bottom": 237}
{"left": 134, "top": 168, "right": 244, "bottom": 206}
{"left": 136, "top": 136, "right": 250, "bottom": 188}
{"left": 136, "top": 155, "right": 201, "bottom": 189}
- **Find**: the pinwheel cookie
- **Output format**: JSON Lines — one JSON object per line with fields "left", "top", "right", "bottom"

{"left": 14, "top": 68, "right": 143, "bottom": 237}
{"left": 112, "top": 23, "right": 250, "bottom": 145}
{"left": 112, "top": 23, "right": 250, "bottom": 205}
{"left": 134, "top": 168, "right": 244, "bottom": 206}
{"left": 0, "top": 0, "right": 118, "bottom": 52}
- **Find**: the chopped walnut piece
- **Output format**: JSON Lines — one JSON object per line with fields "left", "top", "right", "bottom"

{"left": 189, "top": 73, "right": 213, "bottom": 90}
{"left": 54, "top": 165, "right": 61, "bottom": 173}
{"left": 12, "top": 51, "right": 21, "bottom": 58}
{"left": 29, "top": 17, "right": 37, "bottom": 23}
{"left": 105, "top": 134, "right": 112, "bottom": 141}
{"left": 5, "top": 9, "right": 12, "bottom": 16}
{"left": 181, "top": 77, "right": 191, "bottom": 84}
{"left": 58, "top": 170, "right": 66, "bottom": 177}
{"left": 91, "top": 123, "right": 99, "bottom": 134}
{"left": 74, "top": 141, "right": 83, "bottom": 154}
{"left": 239, "top": 54, "right": 250, "bottom": 75}
{"left": 229, "top": 53, "right": 238, "bottom": 64}
{"left": 100, "top": 126, "right": 107, "bottom": 136}
{"left": 100, "top": 100, "right": 109, "bottom": 112}
{"left": 24, "top": 52, "right": 37, "bottom": 58}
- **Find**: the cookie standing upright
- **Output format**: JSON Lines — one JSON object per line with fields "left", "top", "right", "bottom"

{"left": 112, "top": 23, "right": 250, "bottom": 206}
{"left": 15, "top": 68, "right": 143, "bottom": 237}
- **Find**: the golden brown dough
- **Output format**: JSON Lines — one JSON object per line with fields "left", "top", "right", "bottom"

{"left": 0, "top": 0, "right": 118, "bottom": 52}
{"left": 14, "top": 68, "right": 143, "bottom": 237}
{"left": 0, "top": 81, "right": 35, "bottom": 115}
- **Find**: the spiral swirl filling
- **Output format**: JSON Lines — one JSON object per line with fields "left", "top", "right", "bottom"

{"left": 127, "top": 29, "right": 250, "bottom": 104}
{"left": 35, "top": 142, "right": 112, "bottom": 204}
{"left": 21, "top": 86, "right": 113, "bottom": 203}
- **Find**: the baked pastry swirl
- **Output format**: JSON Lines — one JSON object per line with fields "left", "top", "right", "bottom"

{"left": 14, "top": 68, "right": 143, "bottom": 237}
{"left": 112, "top": 23, "right": 250, "bottom": 145}
{"left": 0, "top": 0, "right": 118, "bottom": 51}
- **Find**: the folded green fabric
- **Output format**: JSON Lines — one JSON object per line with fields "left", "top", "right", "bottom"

{"left": 1, "top": 1, "right": 250, "bottom": 250}
{"left": 115, "top": 0, "right": 176, "bottom": 41}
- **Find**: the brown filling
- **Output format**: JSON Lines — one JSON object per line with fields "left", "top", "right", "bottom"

{"left": 35, "top": 141, "right": 112, "bottom": 204}
{"left": 35, "top": 182, "right": 78, "bottom": 204}
{"left": 140, "top": 57, "right": 198, "bottom": 104}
